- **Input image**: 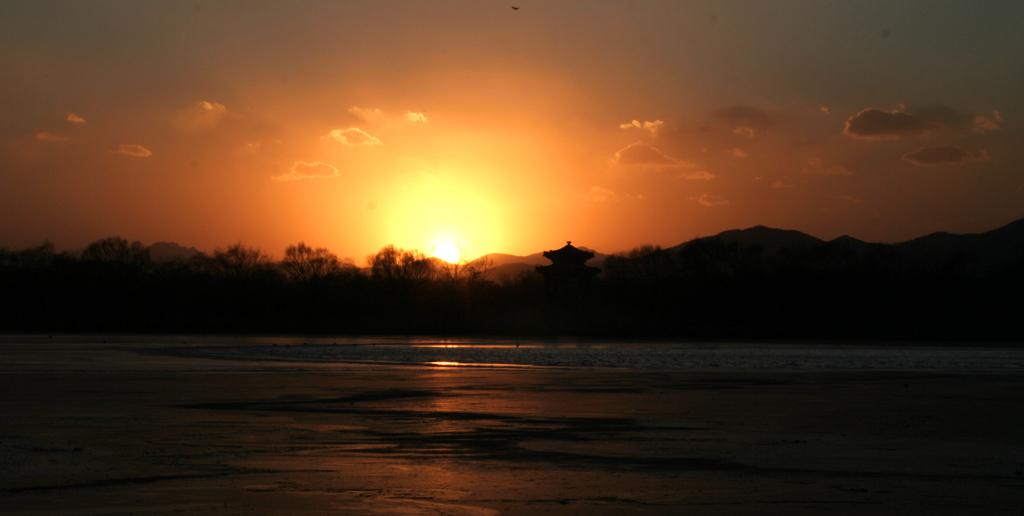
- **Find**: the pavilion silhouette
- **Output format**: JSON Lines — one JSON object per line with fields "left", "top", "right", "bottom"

{"left": 535, "top": 241, "right": 601, "bottom": 300}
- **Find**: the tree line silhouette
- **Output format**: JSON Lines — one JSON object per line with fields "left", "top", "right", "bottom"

{"left": 1, "top": 236, "right": 1021, "bottom": 340}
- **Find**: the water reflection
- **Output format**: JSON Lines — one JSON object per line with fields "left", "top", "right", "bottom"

{"left": 12, "top": 335, "right": 1023, "bottom": 372}
{"left": 207, "top": 341, "right": 1024, "bottom": 371}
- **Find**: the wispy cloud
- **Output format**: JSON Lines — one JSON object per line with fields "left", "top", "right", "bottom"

{"left": 973, "top": 111, "right": 1002, "bottom": 133}
{"left": 348, "top": 107, "right": 383, "bottom": 121}
{"left": 585, "top": 186, "right": 645, "bottom": 202}
{"left": 772, "top": 179, "right": 796, "bottom": 189}
{"left": 113, "top": 144, "right": 152, "bottom": 157}
{"left": 35, "top": 131, "right": 68, "bottom": 142}
{"left": 713, "top": 105, "right": 775, "bottom": 136}
{"left": 585, "top": 186, "right": 620, "bottom": 202}
{"left": 692, "top": 193, "right": 729, "bottom": 206}
{"left": 619, "top": 119, "right": 664, "bottom": 135}
{"left": 731, "top": 148, "right": 748, "bottom": 158}
{"left": 683, "top": 170, "right": 715, "bottom": 180}
{"left": 802, "top": 157, "right": 852, "bottom": 176}
{"left": 175, "top": 101, "right": 227, "bottom": 132}
{"left": 272, "top": 161, "right": 339, "bottom": 181}
{"left": 66, "top": 113, "right": 85, "bottom": 123}
{"left": 902, "top": 144, "right": 990, "bottom": 166}
{"left": 837, "top": 195, "right": 864, "bottom": 204}
{"left": 405, "top": 111, "right": 428, "bottom": 123}
{"left": 321, "top": 128, "right": 383, "bottom": 146}
{"left": 844, "top": 108, "right": 929, "bottom": 139}
{"left": 612, "top": 141, "right": 692, "bottom": 167}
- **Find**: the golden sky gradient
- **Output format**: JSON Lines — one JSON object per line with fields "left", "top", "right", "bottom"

{"left": 2, "top": 1, "right": 1022, "bottom": 262}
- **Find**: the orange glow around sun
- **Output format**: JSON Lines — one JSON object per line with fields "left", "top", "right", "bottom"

{"left": 432, "top": 242, "right": 461, "bottom": 263}
{"left": 378, "top": 164, "right": 509, "bottom": 261}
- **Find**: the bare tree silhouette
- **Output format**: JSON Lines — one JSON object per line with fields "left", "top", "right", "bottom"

{"left": 81, "top": 237, "right": 150, "bottom": 266}
{"left": 369, "top": 245, "right": 435, "bottom": 285}
{"left": 208, "top": 242, "right": 273, "bottom": 279}
{"left": 282, "top": 242, "right": 356, "bottom": 284}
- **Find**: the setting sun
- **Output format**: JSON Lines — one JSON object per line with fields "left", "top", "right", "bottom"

{"left": 432, "top": 242, "right": 462, "bottom": 263}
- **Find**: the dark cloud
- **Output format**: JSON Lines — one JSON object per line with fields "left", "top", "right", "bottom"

{"left": 902, "top": 144, "right": 990, "bottom": 166}
{"left": 844, "top": 108, "right": 929, "bottom": 139}
{"left": 713, "top": 105, "right": 775, "bottom": 135}
{"left": 911, "top": 105, "right": 971, "bottom": 129}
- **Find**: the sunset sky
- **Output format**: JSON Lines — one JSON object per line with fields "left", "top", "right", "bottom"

{"left": 2, "top": 1, "right": 1022, "bottom": 262}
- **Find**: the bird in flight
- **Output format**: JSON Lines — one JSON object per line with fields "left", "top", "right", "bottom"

{"left": 512, "top": 6, "right": 519, "bottom": 10}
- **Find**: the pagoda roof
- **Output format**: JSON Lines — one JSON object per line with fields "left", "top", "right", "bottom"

{"left": 542, "top": 241, "right": 595, "bottom": 265}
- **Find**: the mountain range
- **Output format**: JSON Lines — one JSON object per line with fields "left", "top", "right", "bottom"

{"left": 147, "top": 241, "right": 202, "bottom": 262}
{"left": 143, "top": 217, "right": 1024, "bottom": 279}
{"left": 477, "top": 217, "right": 1024, "bottom": 282}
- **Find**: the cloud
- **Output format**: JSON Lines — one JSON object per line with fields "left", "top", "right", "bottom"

{"left": 619, "top": 119, "right": 664, "bottom": 135}
{"left": 819, "top": 106, "right": 831, "bottom": 115}
{"left": 347, "top": 107, "right": 427, "bottom": 124}
{"left": 973, "top": 111, "right": 1002, "bottom": 133}
{"left": 713, "top": 105, "right": 775, "bottom": 135}
{"left": 844, "top": 108, "right": 930, "bottom": 139}
{"left": 348, "top": 106, "right": 383, "bottom": 121}
{"left": 802, "top": 157, "right": 852, "bottom": 176}
{"left": 321, "top": 128, "right": 383, "bottom": 146}
{"left": 585, "top": 186, "right": 647, "bottom": 203}
{"left": 772, "top": 179, "right": 796, "bottom": 189}
{"left": 66, "top": 113, "right": 85, "bottom": 123}
{"left": 693, "top": 194, "right": 729, "bottom": 206}
{"left": 585, "top": 186, "right": 619, "bottom": 202}
{"left": 612, "top": 141, "right": 692, "bottom": 167}
{"left": 405, "top": 111, "right": 428, "bottom": 123}
{"left": 35, "top": 131, "right": 68, "bottom": 142}
{"left": 731, "top": 148, "right": 748, "bottom": 158}
{"left": 911, "top": 105, "right": 970, "bottom": 129}
{"left": 683, "top": 170, "right": 715, "bottom": 180}
{"left": 901, "top": 144, "right": 990, "bottom": 166}
{"left": 175, "top": 101, "right": 227, "bottom": 131}
{"left": 272, "top": 161, "right": 339, "bottom": 181}
{"left": 837, "top": 195, "right": 864, "bottom": 204}
{"left": 113, "top": 144, "right": 152, "bottom": 157}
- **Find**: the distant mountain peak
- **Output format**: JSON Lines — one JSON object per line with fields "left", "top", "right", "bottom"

{"left": 148, "top": 241, "right": 201, "bottom": 261}
{"left": 483, "top": 216, "right": 1024, "bottom": 272}
{"left": 829, "top": 235, "right": 866, "bottom": 245}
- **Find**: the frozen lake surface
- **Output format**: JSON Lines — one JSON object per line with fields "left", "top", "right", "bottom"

{"left": 200, "top": 341, "right": 1024, "bottom": 371}
{"left": 3, "top": 334, "right": 1024, "bottom": 514}
{"left": 39, "top": 335, "right": 1014, "bottom": 372}
{"left": 4, "top": 335, "right": 1023, "bottom": 371}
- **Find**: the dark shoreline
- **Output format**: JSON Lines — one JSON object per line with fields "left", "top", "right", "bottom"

{"left": 5, "top": 233, "right": 1023, "bottom": 341}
